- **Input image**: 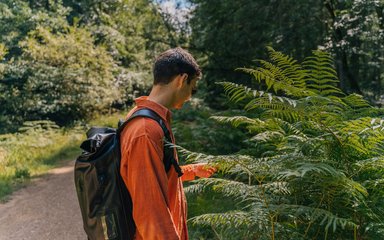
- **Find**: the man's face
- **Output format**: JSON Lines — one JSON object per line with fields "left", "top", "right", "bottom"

{"left": 174, "top": 76, "right": 198, "bottom": 109}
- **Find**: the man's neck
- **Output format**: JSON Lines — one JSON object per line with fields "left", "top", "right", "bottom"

{"left": 148, "top": 85, "right": 175, "bottom": 109}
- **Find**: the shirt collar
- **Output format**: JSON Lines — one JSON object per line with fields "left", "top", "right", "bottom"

{"left": 134, "top": 96, "right": 172, "bottom": 123}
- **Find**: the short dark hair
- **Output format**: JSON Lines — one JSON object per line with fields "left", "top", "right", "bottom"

{"left": 153, "top": 47, "right": 201, "bottom": 85}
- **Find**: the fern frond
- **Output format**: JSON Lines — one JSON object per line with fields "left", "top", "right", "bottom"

{"left": 187, "top": 178, "right": 261, "bottom": 200}
{"left": 189, "top": 211, "right": 253, "bottom": 229}
{"left": 354, "top": 157, "right": 384, "bottom": 170}
{"left": 275, "top": 119, "right": 309, "bottom": 139}
{"left": 303, "top": 51, "right": 343, "bottom": 97}
{"left": 218, "top": 81, "right": 300, "bottom": 119}
{"left": 361, "top": 179, "right": 384, "bottom": 190}
{"left": 250, "top": 131, "right": 284, "bottom": 142}
{"left": 244, "top": 94, "right": 297, "bottom": 111}
{"left": 278, "top": 162, "right": 344, "bottom": 179}
{"left": 263, "top": 109, "right": 303, "bottom": 122}
{"left": 267, "top": 204, "right": 358, "bottom": 232}
{"left": 217, "top": 81, "right": 259, "bottom": 103}
{"left": 267, "top": 46, "right": 307, "bottom": 89}
{"left": 238, "top": 67, "right": 311, "bottom": 98}
{"left": 183, "top": 181, "right": 206, "bottom": 194}
{"left": 297, "top": 95, "right": 347, "bottom": 123}
{"left": 168, "top": 144, "right": 217, "bottom": 163}
{"left": 174, "top": 144, "right": 256, "bottom": 173}
{"left": 210, "top": 116, "right": 264, "bottom": 128}
{"left": 342, "top": 93, "right": 371, "bottom": 109}
{"left": 340, "top": 117, "right": 384, "bottom": 135}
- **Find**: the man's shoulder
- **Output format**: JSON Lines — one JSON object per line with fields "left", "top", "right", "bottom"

{"left": 121, "top": 117, "right": 165, "bottom": 142}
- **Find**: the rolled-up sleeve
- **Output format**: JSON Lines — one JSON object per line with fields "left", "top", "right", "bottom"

{"left": 121, "top": 134, "right": 180, "bottom": 240}
{"left": 181, "top": 165, "right": 196, "bottom": 182}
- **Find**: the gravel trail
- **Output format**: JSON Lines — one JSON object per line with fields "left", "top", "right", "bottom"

{"left": 0, "top": 160, "right": 86, "bottom": 240}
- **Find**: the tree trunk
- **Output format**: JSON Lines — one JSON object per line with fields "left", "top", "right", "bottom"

{"left": 375, "top": 6, "right": 384, "bottom": 99}
{"left": 323, "top": 0, "right": 362, "bottom": 94}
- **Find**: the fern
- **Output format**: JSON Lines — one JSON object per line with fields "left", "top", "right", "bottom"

{"left": 182, "top": 48, "right": 384, "bottom": 239}
{"left": 237, "top": 47, "right": 312, "bottom": 98}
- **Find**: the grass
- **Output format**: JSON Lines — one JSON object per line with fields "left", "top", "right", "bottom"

{"left": 0, "top": 124, "right": 83, "bottom": 201}
{"left": 0, "top": 111, "right": 128, "bottom": 201}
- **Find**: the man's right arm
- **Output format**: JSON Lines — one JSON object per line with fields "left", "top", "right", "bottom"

{"left": 120, "top": 134, "right": 180, "bottom": 240}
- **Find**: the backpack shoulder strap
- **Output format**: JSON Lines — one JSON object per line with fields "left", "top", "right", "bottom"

{"left": 117, "top": 108, "right": 183, "bottom": 177}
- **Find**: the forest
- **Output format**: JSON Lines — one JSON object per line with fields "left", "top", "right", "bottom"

{"left": 0, "top": 0, "right": 383, "bottom": 239}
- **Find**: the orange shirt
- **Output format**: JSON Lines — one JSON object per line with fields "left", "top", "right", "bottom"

{"left": 120, "top": 96, "right": 196, "bottom": 240}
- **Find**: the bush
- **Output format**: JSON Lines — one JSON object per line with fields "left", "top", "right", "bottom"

{"left": 2, "top": 25, "right": 118, "bottom": 126}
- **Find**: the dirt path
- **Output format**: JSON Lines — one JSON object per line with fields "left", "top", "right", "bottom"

{"left": 0, "top": 160, "right": 87, "bottom": 240}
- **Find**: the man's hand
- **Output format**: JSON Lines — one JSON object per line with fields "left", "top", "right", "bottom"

{"left": 193, "top": 163, "right": 217, "bottom": 178}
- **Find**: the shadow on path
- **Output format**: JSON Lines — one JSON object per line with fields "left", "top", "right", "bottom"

{"left": 0, "top": 160, "right": 86, "bottom": 240}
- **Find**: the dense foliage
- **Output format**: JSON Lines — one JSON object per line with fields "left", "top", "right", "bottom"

{"left": 0, "top": 0, "right": 175, "bottom": 132}
{"left": 189, "top": 0, "right": 384, "bottom": 107}
{"left": 3, "top": 25, "right": 117, "bottom": 125}
{"left": 181, "top": 49, "right": 384, "bottom": 239}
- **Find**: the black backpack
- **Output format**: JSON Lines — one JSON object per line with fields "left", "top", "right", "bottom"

{"left": 74, "top": 108, "right": 183, "bottom": 240}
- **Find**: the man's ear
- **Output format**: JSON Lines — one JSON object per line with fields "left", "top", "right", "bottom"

{"left": 172, "top": 74, "right": 183, "bottom": 89}
{"left": 181, "top": 73, "right": 188, "bottom": 85}
{"left": 175, "top": 74, "right": 188, "bottom": 88}
{"left": 182, "top": 73, "right": 188, "bottom": 80}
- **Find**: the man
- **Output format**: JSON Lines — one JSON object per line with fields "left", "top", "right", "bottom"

{"left": 120, "top": 47, "right": 216, "bottom": 240}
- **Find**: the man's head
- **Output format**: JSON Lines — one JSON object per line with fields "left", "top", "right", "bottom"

{"left": 153, "top": 47, "right": 201, "bottom": 85}
{"left": 152, "top": 47, "right": 201, "bottom": 109}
